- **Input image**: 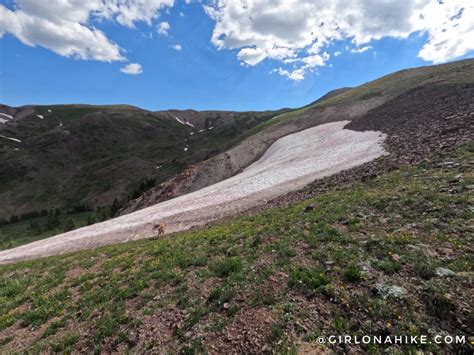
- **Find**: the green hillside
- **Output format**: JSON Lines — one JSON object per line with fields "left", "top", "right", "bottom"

{"left": 0, "top": 142, "right": 471, "bottom": 353}
{"left": 0, "top": 105, "right": 285, "bottom": 234}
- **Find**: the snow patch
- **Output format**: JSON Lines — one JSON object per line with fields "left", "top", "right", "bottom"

{"left": 0, "top": 135, "right": 22, "bottom": 143}
{"left": 184, "top": 147, "right": 189, "bottom": 152}
{"left": 185, "top": 121, "right": 195, "bottom": 128}
{"left": 271, "top": 113, "right": 286, "bottom": 120}
{"left": 198, "top": 129, "right": 204, "bottom": 133}
{"left": 47, "top": 109, "right": 52, "bottom": 113}
{"left": 0, "top": 113, "right": 13, "bottom": 120}
{"left": 190, "top": 132, "right": 195, "bottom": 135}
{"left": 175, "top": 116, "right": 185, "bottom": 125}
{"left": 36, "top": 115, "right": 44, "bottom": 119}
{"left": 208, "top": 127, "right": 214, "bottom": 130}
{"left": 0, "top": 113, "right": 13, "bottom": 123}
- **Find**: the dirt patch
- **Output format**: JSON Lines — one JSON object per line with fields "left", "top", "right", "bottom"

{"left": 206, "top": 307, "right": 276, "bottom": 354}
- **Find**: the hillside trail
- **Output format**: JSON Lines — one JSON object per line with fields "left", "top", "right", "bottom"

{"left": 0, "top": 121, "right": 387, "bottom": 264}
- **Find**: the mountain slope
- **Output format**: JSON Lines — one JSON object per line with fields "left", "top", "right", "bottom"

{"left": 0, "top": 121, "right": 388, "bottom": 264}
{"left": 0, "top": 104, "right": 287, "bottom": 221}
{"left": 120, "top": 59, "right": 474, "bottom": 215}
{"left": 0, "top": 142, "right": 471, "bottom": 353}
{"left": 0, "top": 59, "right": 472, "bottom": 353}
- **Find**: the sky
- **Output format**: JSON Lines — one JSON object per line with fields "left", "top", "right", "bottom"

{"left": 0, "top": 0, "right": 473, "bottom": 112}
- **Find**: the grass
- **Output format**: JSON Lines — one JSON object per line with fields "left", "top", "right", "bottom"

{"left": 0, "top": 211, "right": 93, "bottom": 251}
{"left": 0, "top": 142, "right": 472, "bottom": 353}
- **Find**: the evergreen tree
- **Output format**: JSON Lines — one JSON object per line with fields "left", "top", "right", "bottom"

{"left": 27, "top": 220, "right": 41, "bottom": 234}
{"left": 64, "top": 218, "right": 76, "bottom": 232}
{"left": 46, "top": 209, "right": 61, "bottom": 230}
{"left": 110, "top": 198, "right": 121, "bottom": 216}
{"left": 86, "top": 214, "right": 97, "bottom": 226}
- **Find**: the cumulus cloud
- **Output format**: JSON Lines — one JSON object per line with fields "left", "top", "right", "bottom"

{"left": 205, "top": 0, "right": 474, "bottom": 80}
{"left": 237, "top": 47, "right": 267, "bottom": 66}
{"left": 0, "top": 0, "right": 175, "bottom": 62}
{"left": 157, "top": 21, "right": 170, "bottom": 35}
{"left": 170, "top": 44, "right": 182, "bottom": 51}
{"left": 120, "top": 62, "right": 143, "bottom": 75}
{"left": 416, "top": 1, "right": 474, "bottom": 63}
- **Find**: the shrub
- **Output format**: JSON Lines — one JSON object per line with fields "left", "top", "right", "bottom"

{"left": 344, "top": 265, "right": 363, "bottom": 283}
{"left": 289, "top": 267, "right": 330, "bottom": 293}
{"left": 211, "top": 257, "right": 243, "bottom": 278}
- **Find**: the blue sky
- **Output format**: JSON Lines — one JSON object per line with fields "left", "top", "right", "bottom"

{"left": 1, "top": 0, "right": 473, "bottom": 111}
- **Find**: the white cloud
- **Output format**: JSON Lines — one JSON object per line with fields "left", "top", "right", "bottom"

{"left": 237, "top": 47, "right": 266, "bottom": 66}
{"left": 170, "top": 44, "right": 182, "bottom": 51}
{"left": 416, "top": 1, "right": 474, "bottom": 63}
{"left": 120, "top": 62, "right": 143, "bottom": 75}
{"left": 157, "top": 21, "right": 170, "bottom": 35}
{"left": 98, "top": 0, "right": 175, "bottom": 28}
{"left": 334, "top": 51, "right": 341, "bottom": 57}
{"left": 351, "top": 45, "right": 372, "bottom": 53}
{"left": 0, "top": 0, "right": 175, "bottom": 62}
{"left": 205, "top": 0, "right": 474, "bottom": 80}
{"left": 279, "top": 52, "right": 330, "bottom": 81}
{"left": 274, "top": 67, "right": 305, "bottom": 81}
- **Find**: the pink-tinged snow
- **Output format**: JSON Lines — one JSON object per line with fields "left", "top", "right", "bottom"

{"left": 0, "top": 121, "right": 387, "bottom": 264}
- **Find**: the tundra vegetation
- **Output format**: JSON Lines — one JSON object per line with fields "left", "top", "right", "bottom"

{"left": 0, "top": 143, "right": 471, "bottom": 353}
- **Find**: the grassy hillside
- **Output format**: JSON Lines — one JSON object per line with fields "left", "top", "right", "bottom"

{"left": 0, "top": 211, "right": 94, "bottom": 251}
{"left": 1, "top": 143, "right": 471, "bottom": 353}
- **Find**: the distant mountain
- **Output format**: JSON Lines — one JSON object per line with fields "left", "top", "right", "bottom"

{"left": 0, "top": 104, "right": 288, "bottom": 220}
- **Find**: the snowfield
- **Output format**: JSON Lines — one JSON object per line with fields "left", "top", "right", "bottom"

{"left": 0, "top": 121, "right": 387, "bottom": 264}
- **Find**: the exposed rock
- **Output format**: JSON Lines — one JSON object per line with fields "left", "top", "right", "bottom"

{"left": 435, "top": 267, "right": 456, "bottom": 277}
{"left": 391, "top": 254, "right": 401, "bottom": 262}
{"left": 373, "top": 283, "right": 407, "bottom": 300}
